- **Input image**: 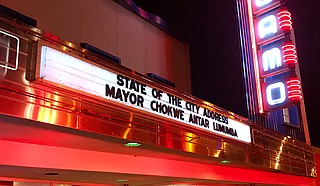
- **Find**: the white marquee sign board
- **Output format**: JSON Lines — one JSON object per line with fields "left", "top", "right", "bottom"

{"left": 40, "top": 46, "right": 252, "bottom": 143}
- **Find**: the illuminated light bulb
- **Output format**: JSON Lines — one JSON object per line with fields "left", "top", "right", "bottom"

{"left": 220, "top": 160, "right": 231, "bottom": 164}
{"left": 286, "top": 78, "right": 302, "bottom": 101}
{"left": 278, "top": 8, "right": 292, "bottom": 32}
{"left": 282, "top": 42, "right": 297, "bottom": 66}
{"left": 116, "top": 179, "right": 128, "bottom": 182}
{"left": 124, "top": 142, "right": 141, "bottom": 147}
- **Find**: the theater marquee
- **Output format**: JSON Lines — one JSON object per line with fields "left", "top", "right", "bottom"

{"left": 38, "top": 46, "right": 251, "bottom": 143}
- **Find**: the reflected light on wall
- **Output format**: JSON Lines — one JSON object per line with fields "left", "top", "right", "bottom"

{"left": 311, "top": 167, "right": 317, "bottom": 177}
{"left": 24, "top": 87, "right": 35, "bottom": 119}
{"left": 228, "top": 111, "right": 235, "bottom": 119}
{"left": 275, "top": 136, "right": 288, "bottom": 169}
{"left": 214, "top": 141, "right": 227, "bottom": 158}
{"left": 65, "top": 99, "right": 76, "bottom": 128}
{"left": 36, "top": 93, "right": 58, "bottom": 124}
{"left": 23, "top": 71, "right": 36, "bottom": 119}
{"left": 123, "top": 113, "right": 133, "bottom": 139}
{"left": 67, "top": 42, "right": 73, "bottom": 47}
{"left": 202, "top": 101, "right": 212, "bottom": 108}
{"left": 184, "top": 132, "right": 196, "bottom": 153}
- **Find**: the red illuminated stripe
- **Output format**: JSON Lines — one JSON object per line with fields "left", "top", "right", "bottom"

{"left": 282, "top": 42, "right": 297, "bottom": 65}
{"left": 44, "top": 32, "right": 59, "bottom": 42}
{"left": 278, "top": 8, "right": 292, "bottom": 32}
{"left": 286, "top": 78, "right": 302, "bottom": 101}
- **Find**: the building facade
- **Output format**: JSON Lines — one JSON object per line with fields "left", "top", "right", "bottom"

{"left": 0, "top": 0, "right": 318, "bottom": 185}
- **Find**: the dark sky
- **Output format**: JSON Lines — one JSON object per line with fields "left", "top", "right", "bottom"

{"left": 133, "top": 0, "right": 320, "bottom": 147}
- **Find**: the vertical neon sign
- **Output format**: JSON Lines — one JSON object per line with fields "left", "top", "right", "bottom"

{"left": 247, "top": 0, "right": 302, "bottom": 112}
{"left": 237, "top": 0, "right": 310, "bottom": 144}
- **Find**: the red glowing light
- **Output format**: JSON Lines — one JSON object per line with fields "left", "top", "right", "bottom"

{"left": 44, "top": 32, "right": 59, "bottom": 42}
{"left": 278, "top": 8, "right": 292, "bottom": 32}
{"left": 286, "top": 78, "right": 302, "bottom": 101}
{"left": 282, "top": 42, "right": 297, "bottom": 66}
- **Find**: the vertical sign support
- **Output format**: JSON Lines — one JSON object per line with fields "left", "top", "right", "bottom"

{"left": 290, "top": 31, "right": 310, "bottom": 144}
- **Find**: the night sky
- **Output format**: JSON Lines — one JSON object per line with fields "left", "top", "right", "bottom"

{"left": 133, "top": 0, "right": 320, "bottom": 147}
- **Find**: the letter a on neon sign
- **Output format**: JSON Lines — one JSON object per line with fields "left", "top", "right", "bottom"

{"left": 258, "top": 15, "right": 277, "bottom": 39}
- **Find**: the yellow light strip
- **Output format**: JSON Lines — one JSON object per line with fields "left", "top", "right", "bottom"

{"left": 123, "top": 113, "right": 133, "bottom": 139}
{"left": 184, "top": 132, "right": 195, "bottom": 153}
{"left": 275, "top": 137, "right": 288, "bottom": 169}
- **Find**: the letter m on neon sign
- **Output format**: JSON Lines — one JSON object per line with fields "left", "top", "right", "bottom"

{"left": 262, "top": 47, "right": 282, "bottom": 72}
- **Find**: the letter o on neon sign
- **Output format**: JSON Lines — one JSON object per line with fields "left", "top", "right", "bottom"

{"left": 266, "top": 82, "right": 286, "bottom": 105}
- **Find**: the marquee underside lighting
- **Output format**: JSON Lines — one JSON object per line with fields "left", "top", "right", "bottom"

{"left": 124, "top": 142, "right": 141, "bottom": 147}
